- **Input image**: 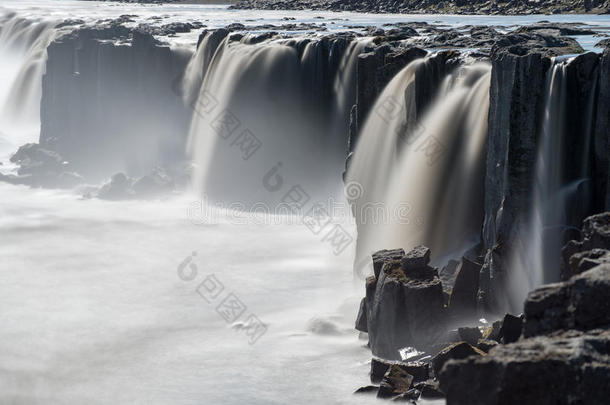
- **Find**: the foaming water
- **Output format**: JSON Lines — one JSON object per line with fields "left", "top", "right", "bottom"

{"left": 348, "top": 60, "right": 491, "bottom": 268}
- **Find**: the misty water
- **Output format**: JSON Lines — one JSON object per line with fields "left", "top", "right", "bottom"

{"left": 1, "top": 1, "right": 610, "bottom": 403}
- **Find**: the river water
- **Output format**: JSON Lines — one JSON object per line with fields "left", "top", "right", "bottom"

{"left": 0, "top": 1, "right": 609, "bottom": 404}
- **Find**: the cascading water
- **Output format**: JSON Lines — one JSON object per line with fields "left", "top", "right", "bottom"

{"left": 0, "top": 15, "right": 58, "bottom": 159}
{"left": 347, "top": 59, "right": 492, "bottom": 270}
{"left": 330, "top": 38, "right": 370, "bottom": 144}
{"left": 509, "top": 57, "right": 598, "bottom": 308}
{"left": 186, "top": 34, "right": 366, "bottom": 205}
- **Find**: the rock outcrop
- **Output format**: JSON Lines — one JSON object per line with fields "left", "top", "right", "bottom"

{"left": 439, "top": 263, "right": 610, "bottom": 405}
{"left": 562, "top": 212, "right": 610, "bottom": 279}
{"left": 40, "top": 22, "right": 192, "bottom": 181}
{"left": 365, "top": 246, "right": 445, "bottom": 360}
{"left": 0, "top": 143, "right": 83, "bottom": 188}
{"left": 523, "top": 264, "right": 610, "bottom": 337}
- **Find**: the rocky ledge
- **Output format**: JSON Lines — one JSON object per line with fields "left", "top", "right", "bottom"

{"left": 232, "top": 0, "right": 610, "bottom": 15}
{"left": 354, "top": 213, "right": 610, "bottom": 403}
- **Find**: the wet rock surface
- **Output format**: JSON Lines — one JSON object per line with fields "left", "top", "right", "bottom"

{"left": 366, "top": 247, "right": 445, "bottom": 360}
{"left": 438, "top": 261, "right": 610, "bottom": 404}
{"left": 440, "top": 328, "right": 610, "bottom": 405}
{"left": 523, "top": 263, "right": 610, "bottom": 337}
{"left": 431, "top": 342, "right": 486, "bottom": 377}
{"left": 370, "top": 358, "right": 430, "bottom": 384}
{"left": 562, "top": 212, "right": 610, "bottom": 280}
{"left": 377, "top": 365, "right": 414, "bottom": 398}
{"left": 356, "top": 237, "right": 610, "bottom": 403}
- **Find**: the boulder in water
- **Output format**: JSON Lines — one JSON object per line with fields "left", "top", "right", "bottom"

{"left": 367, "top": 247, "right": 445, "bottom": 360}
{"left": 370, "top": 358, "right": 429, "bottom": 384}
{"left": 377, "top": 365, "right": 414, "bottom": 399}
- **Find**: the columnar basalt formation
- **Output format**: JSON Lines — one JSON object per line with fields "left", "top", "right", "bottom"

{"left": 40, "top": 26, "right": 192, "bottom": 180}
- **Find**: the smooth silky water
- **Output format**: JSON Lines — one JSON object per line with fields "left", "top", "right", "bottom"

{"left": 1, "top": 1, "right": 609, "bottom": 403}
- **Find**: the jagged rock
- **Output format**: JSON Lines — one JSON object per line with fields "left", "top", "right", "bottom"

{"left": 523, "top": 264, "right": 610, "bottom": 337}
{"left": 414, "top": 380, "right": 445, "bottom": 399}
{"left": 440, "top": 259, "right": 459, "bottom": 292}
{"left": 482, "top": 319, "right": 503, "bottom": 342}
{"left": 363, "top": 275, "right": 377, "bottom": 338}
{"left": 458, "top": 327, "right": 482, "bottom": 345}
{"left": 373, "top": 249, "right": 406, "bottom": 279}
{"left": 377, "top": 365, "right": 414, "bottom": 399}
{"left": 401, "top": 245, "right": 431, "bottom": 270}
{"left": 354, "top": 385, "right": 378, "bottom": 394}
{"left": 367, "top": 247, "right": 445, "bottom": 360}
{"left": 355, "top": 298, "right": 368, "bottom": 332}
{"left": 449, "top": 257, "right": 482, "bottom": 319}
{"left": 569, "top": 249, "right": 610, "bottom": 275}
{"left": 370, "top": 358, "right": 429, "bottom": 384}
{"left": 431, "top": 342, "right": 485, "bottom": 377}
{"left": 562, "top": 213, "right": 610, "bottom": 280}
{"left": 499, "top": 313, "right": 522, "bottom": 343}
{"left": 476, "top": 338, "right": 499, "bottom": 353}
{"left": 439, "top": 328, "right": 610, "bottom": 405}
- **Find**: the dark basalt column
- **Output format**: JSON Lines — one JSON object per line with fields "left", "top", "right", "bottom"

{"left": 482, "top": 47, "right": 551, "bottom": 312}
{"left": 40, "top": 29, "right": 192, "bottom": 180}
{"left": 593, "top": 49, "right": 610, "bottom": 211}
{"left": 563, "top": 52, "right": 600, "bottom": 227}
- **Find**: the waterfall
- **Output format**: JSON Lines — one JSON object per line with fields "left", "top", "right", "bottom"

{"left": 509, "top": 57, "right": 598, "bottom": 307}
{"left": 347, "top": 60, "right": 492, "bottom": 270}
{"left": 186, "top": 34, "right": 365, "bottom": 204}
{"left": 0, "top": 15, "right": 58, "bottom": 155}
